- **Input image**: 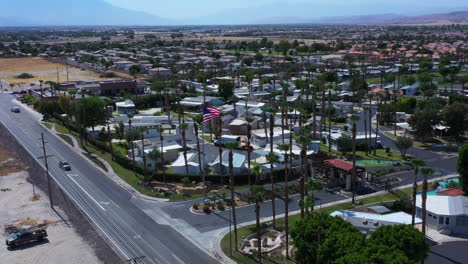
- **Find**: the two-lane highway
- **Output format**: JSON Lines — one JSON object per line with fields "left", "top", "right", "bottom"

{"left": 0, "top": 93, "right": 219, "bottom": 264}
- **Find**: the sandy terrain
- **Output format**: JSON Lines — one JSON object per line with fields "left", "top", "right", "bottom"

{"left": 0, "top": 146, "right": 101, "bottom": 264}
{"left": 0, "top": 57, "right": 105, "bottom": 85}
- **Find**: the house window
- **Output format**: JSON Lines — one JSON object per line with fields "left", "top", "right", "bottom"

{"left": 456, "top": 216, "right": 468, "bottom": 226}
{"left": 439, "top": 216, "right": 444, "bottom": 225}
{"left": 446, "top": 217, "right": 449, "bottom": 225}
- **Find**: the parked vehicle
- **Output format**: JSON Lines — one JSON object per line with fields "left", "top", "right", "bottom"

{"left": 6, "top": 229, "right": 47, "bottom": 248}
{"left": 10, "top": 107, "right": 20, "bottom": 113}
{"left": 59, "top": 161, "right": 71, "bottom": 171}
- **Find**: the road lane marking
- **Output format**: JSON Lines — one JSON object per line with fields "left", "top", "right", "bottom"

{"left": 67, "top": 175, "right": 107, "bottom": 211}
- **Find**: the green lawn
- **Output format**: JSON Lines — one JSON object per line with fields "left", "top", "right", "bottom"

{"left": 57, "top": 133, "right": 74, "bottom": 147}
{"left": 320, "top": 143, "right": 405, "bottom": 162}
{"left": 42, "top": 122, "right": 53, "bottom": 130}
{"left": 384, "top": 132, "right": 430, "bottom": 149}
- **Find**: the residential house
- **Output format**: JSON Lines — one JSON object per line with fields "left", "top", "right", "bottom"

{"left": 210, "top": 150, "right": 247, "bottom": 175}
{"left": 116, "top": 100, "right": 136, "bottom": 115}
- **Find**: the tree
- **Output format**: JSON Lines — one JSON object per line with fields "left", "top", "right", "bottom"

{"left": 129, "top": 65, "right": 142, "bottom": 76}
{"left": 147, "top": 146, "right": 162, "bottom": 171}
{"left": 350, "top": 114, "right": 360, "bottom": 203}
{"left": 180, "top": 123, "right": 189, "bottom": 175}
{"left": 76, "top": 97, "right": 106, "bottom": 131}
{"left": 408, "top": 109, "right": 439, "bottom": 142}
{"left": 265, "top": 152, "right": 279, "bottom": 228}
{"left": 420, "top": 167, "right": 434, "bottom": 235}
{"left": 458, "top": 145, "right": 468, "bottom": 193}
{"left": 336, "top": 135, "right": 352, "bottom": 155}
{"left": 58, "top": 95, "right": 74, "bottom": 119}
{"left": 116, "top": 121, "right": 125, "bottom": 141}
{"left": 306, "top": 180, "right": 322, "bottom": 213}
{"left": 410, "top": 159, "right": 425, "bottom": 226}
{"left": 368, "top": 225, "right": 429, "bottom": 263}
{"left": 251, "top": 164, "right": 263, "bottom": 189}
{"left": 225, "top": 141, "right": 239, "bottom": 251}
{"left": 278, "top": 144, "right": 291, "bottom": 259}
{"left": 218, "top": 79, "right": 234, "bottom": 101}
{"left": 334, "top": 244, "right": 412, "bottom": 264}
{"left": 394, "top": 136, "right": 413, "bottom": 158}
{"left": 250, "top": 185, "right": 266, "bottom": 262}
{"left": 441, "top": 102, "right": 468, "bottom": 141}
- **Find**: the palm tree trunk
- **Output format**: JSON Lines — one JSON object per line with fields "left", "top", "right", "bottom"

{"left": 300, "top": 149, "right": 306, "bottom": 218}
{"left": 229, "top": 149, "right": 238, "bottom": 251}
{"left": 284, "top": 152, "right": 290, "bottom": 260}
{"left": 351, "top": 123, "right": 357, "bottom": 204}
{"left": 247, "top": 123, "right": 252, "bottom": 186}
{"left": 160, "top": 133, "right": 165, "bottom": 184}
{"left": 364, "top": 111, "right": 368, "bottom": 156}
{"left": 422, "top": 175, "right": 428, "bottom": 235}
{"left": 411, "top": 168, "right": 418, "bottom": 226}
{"left": 270, "top": 161, "right": 276, "bottom": 229}
{"left": 182, "top": 126, "right": 188, "bottom": 175}
{"left": 328, "top": 91, "right": 332, "bottom": 152}
{"left": 255, "top": 199, "right": 262, "bottom": 262}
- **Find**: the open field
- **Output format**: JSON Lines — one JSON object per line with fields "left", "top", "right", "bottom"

{"left": 0, "top": 57, "right": 110, "bottom": 86}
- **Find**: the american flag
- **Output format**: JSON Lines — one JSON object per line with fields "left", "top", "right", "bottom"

{"left": 203, "top": 106, "right": 221, "bottom": 123}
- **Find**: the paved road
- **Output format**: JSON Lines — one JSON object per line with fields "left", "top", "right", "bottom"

{"left": 0, "top": 93, "right": 219, "bottom": 264}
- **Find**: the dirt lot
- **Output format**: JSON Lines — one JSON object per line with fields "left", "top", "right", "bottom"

{"left": 0, "top": 57, "right": 105, "bottom": 85}
{"left": 0, "top": 146, "right": 101, "bottom": 264}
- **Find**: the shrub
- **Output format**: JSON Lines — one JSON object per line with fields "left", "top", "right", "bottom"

{"left": 216, "top": 201, "right": 225, "bottom": 211}
{"left": 17, "top": 72, "right": 34, "bottom": 79}
{"left": 385, "top": 147, "right": 391, "bottom": 153}
{"left": 192, "top": 203, "right": 199, "bottom": 210}
{"left": 181, "top": 177, "right": 191, "bottom": 185}
{"left": 100, "top": 72, "right": 117, "bottom": 78}
{"left": 202, "top": 205, "right": 211, "bottom": 214}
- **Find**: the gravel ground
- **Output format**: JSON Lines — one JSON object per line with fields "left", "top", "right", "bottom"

{"left": 0, "top": 171, "right": 102, "bottom": 264}
{"left": 0, "top": 146, "right": 101, "bottom": 264}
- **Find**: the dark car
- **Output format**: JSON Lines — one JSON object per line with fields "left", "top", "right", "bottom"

{"left": 10, "top": 107, "right": 20, "bottom": 113}
{"left": 6, "top": 229, "right": 47, "bottom": 248}
{"left": 59, "top": 161, "right": 71, "bottom": 171}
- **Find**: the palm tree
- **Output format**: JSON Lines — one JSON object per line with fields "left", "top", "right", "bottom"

{"left": 350, "top": 114, "right": 360, "bottom": 204}
{"left": 252, "top": 164, "right": 263, "bottom": 186}
{"left": 180, "top": 122, "right": 189, "bottom": 175}
{"left": 157, "top": 127, "right": 166, "bottom": 184}
{"left": 246, "top": 116, "right": 254, "bottom": 186}
{"left": 307, "top": 179, "right": 322, "bottom": 213}
{"left": 278, "top": 144, "right": 291, "bottom": 259}
{"left": 225, "top": 142, "right": 239, "bottom": 251}
{"left": 251, "top": 185, "right": 266, "bottom": 263}
{"left": 298, "top": 196, "right": 314, "bottom": 216}
{"left": 420, "top": 167, "right": 434, "bottom": 236}
{"left": 265, "top": 152, "right": 280, "bottom": 229}
{"left": 362, "top": 106, "right": 369, "bottom": 155}
{"left": 295, "top": 127, "right": 312, "bottom": 218}
{"left": 148, "top": 146, "right": 162, "bottom": 178}
{"left": 410, "top": 159, "right": 426, "bottom": 226}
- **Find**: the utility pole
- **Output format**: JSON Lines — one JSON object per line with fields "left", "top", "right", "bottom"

{"left": 38, "top": 133, "right": 54, "bottom": 208}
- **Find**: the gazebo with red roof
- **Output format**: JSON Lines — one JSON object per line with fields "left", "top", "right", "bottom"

{"left": 323, "top": 159, "right": 366, "bottom": 191}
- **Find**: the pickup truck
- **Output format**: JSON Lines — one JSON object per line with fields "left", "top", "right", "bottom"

{"left": 5, "top": 229, "right": 48, "bottom": 248}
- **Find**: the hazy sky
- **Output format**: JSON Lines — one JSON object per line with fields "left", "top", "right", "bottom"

{"left": 105, "top": 0, "right": 467, "bottom": 20}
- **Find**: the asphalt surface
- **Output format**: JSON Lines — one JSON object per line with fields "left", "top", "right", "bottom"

{"left": 0, "top": 93, "right": 219, "bottom": 264}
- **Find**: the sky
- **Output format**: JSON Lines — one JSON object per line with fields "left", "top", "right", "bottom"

{"left": 104, "top": 0, "right": 467, "bottom": 20}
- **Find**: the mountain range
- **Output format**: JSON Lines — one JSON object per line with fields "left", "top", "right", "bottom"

{"left": 0, "top": 0, "right": 466, "bottom": 26}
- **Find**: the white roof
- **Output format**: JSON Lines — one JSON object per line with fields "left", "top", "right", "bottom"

{"left": 416, "top": 195, "right": 468, "bottom": 216}
{"left": 144, "top": 144, "right": 183, "bottom": 154}
{"left": 229, "top": 119, "right": 247, "bottom": 126}
{"left": 251, "top": 127, "right": 290, "bottom": 138}
{"left": 331, "top": 210, "right": 421, "bottom": 225}
{"left": 116, "top": 99, "right": 135, "bottom": 108}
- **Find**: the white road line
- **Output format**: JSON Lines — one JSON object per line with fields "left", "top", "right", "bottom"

{"left": 67, "top": 175, "right": 107, "bottom": 211}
